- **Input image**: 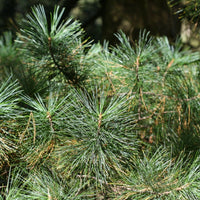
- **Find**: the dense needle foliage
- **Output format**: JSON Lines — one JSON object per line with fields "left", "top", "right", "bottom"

{"left": 0, "top": 4, "right": 200, "bottom": 199}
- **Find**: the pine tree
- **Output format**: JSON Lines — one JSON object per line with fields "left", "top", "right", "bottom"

{"left": 0, "top": 4, "right": 200, "bottom": 199}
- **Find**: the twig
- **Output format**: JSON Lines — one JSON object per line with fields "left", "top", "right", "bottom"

{"left": 112, "top": 182, "right": 190, "bottom": 196}
{"left": 135, "top": 56, "right": 147, "bottom": 120}
{"left": 98, "top": 113, "right": 102, "bottom": 136}
{"left": 20, "top": 112, "right": 36, "bottom": 144}
{"left": 46, "top": 111, "right": 55, "bottom": 132}
{"left": 48, "top": 37, "right": 62, "bottom": 72}
{"left": 106, "top": 72, "right": 116, "bottom": 93}
{"left": 162, "top": 59, "right": 174, "bottom": 85}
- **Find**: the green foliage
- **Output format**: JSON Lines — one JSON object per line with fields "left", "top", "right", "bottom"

{"left": 0, "top": 4, "right": 200, "bottom": 199}
{"left": 17, "top": 5, "right": 91, "bottom": 86}
{"left": 0, "top": 169, "right": 25, "bottom": 200}
{"left": 0, "top": 32, "right": 21, "bottom": 79}
{"left": 55, "top": 88, "right": 138, "bottom": 184}
{"left": 19, "top": 90, "right": 69, "bottom": 169}
{"left": 0, "top": 77, "right": 21, "bottom": 168}
{"left": 115, "top": 148, "right": 200, "bottom": 199}
{"left": 19, "top": 169, "right": 76, "bottom": 200}
{"left": 0, "top": 30, "right": 49, "bottom": 98}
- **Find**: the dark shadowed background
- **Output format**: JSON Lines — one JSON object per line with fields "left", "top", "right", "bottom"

{"left": 0, "top": 0, "right": 182, "bottom": 44}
